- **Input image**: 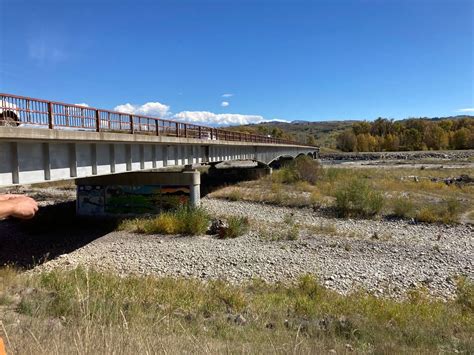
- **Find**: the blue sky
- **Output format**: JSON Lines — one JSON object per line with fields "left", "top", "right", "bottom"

{"left": 0, "top": 0, "right": 472, "bottom": 125}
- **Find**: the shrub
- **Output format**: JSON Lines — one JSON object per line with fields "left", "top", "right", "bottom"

{"left": 286, "top": 224, "right": 300, "bottom": 240}
{"left": 219, "top": 216, "right": 250, "bottom": 239}
{"left": 152, "top": 213, "right": 180, "bottom": 234}
{"left": 456, "top": 277, "right": 474, "bottom": 312}
{"left": 227, "top": 189, "right": 243, "bottom": 201}
{"left": 273, "top": 155, "right": 321, "bottom": 185}
{"left": 118, "top": 206, "right": 210, "bottom": 235}
{"left": 416, "top": 207, "right": 438, "bottom": 223}
{"left": 391, "top": 196, "right": 415, "bottom": 218}
{"left": 175, "top": 206, "right": 210, "bottom": 235}
{"left": 293, "top": 155, "right": 321, "bottom": 184}
{"left": 335, "top": 178, "right": 384, "bottom": 218}
{"left": 273, "top": 166, "right": 298, "bottom": 184}
{"left": 415, "top": 198, "right": 461, "bottom": 224}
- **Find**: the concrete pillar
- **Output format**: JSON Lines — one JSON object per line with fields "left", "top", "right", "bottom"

{"left": 76, "top": 170, "right": 201, "bottom": 216}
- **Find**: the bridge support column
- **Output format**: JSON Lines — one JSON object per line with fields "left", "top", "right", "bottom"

{"left": 75, "top": 170, "right": 200, "bottom": 216}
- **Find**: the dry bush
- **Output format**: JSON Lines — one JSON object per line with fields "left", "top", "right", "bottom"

{"left": 415, "top": 198, "right": 462, "bottom": 224}
{"left": 273, "top": 155, "right": 322, "bottom": 185}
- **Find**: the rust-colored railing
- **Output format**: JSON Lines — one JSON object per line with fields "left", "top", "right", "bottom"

{"left": 0, "top": 93, "right": 315, "bottom": 147}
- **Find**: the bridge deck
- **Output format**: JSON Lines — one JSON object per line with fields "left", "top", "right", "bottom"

{"left": 0, "top": 94, "right": 318, "bottom": 187}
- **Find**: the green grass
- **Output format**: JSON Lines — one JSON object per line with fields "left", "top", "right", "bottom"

{"left": 118, "top": 206, "right": 210, "bottom": 235}
{"left": 0, "top": 269, "right": 473, "bottom": 353}
{"left": 217, "top": 216, "right": 250, "bottom": 239}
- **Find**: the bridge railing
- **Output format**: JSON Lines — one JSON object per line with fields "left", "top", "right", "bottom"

{"left": 0, "top": 93, "right": 316, "bottom": 147}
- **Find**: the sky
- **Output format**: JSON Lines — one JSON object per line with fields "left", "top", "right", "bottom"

{"left": 0, "top": 0, "right": 472, "bottom": 126}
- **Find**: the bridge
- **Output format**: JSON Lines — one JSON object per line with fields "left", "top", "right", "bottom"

{"left": 0, "top": 93, "right": 319, "bottom": 187}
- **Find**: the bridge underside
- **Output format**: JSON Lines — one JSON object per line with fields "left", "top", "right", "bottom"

{"left": 0, "top": 127, "right": 318, "bottom": 187}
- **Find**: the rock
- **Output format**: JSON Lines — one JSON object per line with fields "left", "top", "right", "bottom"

{"left": 209, "top": 219, "right": 229, "bottom": 237}
{"left": 28, "top": 190, "right": 474, "bottom": 302}
{"left": 234, "top": 314, "right": 247, "bottom": 325}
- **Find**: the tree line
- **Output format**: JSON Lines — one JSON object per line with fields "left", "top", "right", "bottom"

{"left": 336, "top": 117, "right": 474, "bottom": 152}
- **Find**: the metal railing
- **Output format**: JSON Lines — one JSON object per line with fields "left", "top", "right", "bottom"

{"left": 0, "top": 93, "right": 315, "bottom": 147}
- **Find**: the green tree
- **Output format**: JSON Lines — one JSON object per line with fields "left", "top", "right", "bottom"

{"left": 402, "top": 128, "right": 423, "bottom": 150}
{"left": 451, "top": 128, "right": 470, "bottom": 149}
{"left": 424, "top": 124, "right": 448, "bottom": 150}
{"left": 306, "top": 135, "right": 317, "bottom": 146}
{"left": 336, "top": 130, "right": 357, "bottom": 152}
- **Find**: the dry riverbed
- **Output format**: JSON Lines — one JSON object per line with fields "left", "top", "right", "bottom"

{"left": 30, "top": 196, "right": 473, "bottom": 300}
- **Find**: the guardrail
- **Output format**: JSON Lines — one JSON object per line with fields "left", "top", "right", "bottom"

{"left": 0, "top": 93, "right": 316, "bottom": 147}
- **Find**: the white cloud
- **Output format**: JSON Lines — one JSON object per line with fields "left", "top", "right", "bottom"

{"left": 112, "top": 100, "right": 288, "bottom": 126}
{"left": 173, "top": 111, "right": 268, "bottom": 126}
{"left": 222, "top": 93, "right": 233, "bottom": 98}
{"left": 221, "top": 101, "right": 229, "bottom": 107}
{"left": 114, "top": 101, "right": 170, "bottom": 117}
{"left": 75, "top": 103, "right": 89, "bottom": 107}
{"left": 457, "top": 108, "right": 474, "bottom": 113}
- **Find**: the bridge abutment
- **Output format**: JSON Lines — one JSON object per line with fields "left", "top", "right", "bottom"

{"left": 75, "top": 170, "right": 200, "bottom": 216}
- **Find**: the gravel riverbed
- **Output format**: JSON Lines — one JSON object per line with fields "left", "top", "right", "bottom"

{"left": 35, "top": 198, "right": 473, "bottom": 300}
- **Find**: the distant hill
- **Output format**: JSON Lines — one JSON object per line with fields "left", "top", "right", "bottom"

{"left": 228, "top": 115, "right": 474, "bottom": 150}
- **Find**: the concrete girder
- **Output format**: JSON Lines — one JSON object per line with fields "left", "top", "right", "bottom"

{"left": 0, "top": 127, "right": 319, "bottom": 187}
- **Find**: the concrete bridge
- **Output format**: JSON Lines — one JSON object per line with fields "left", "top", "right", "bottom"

{"left": 0, "top": 93, "right": 319, "bottom": 187}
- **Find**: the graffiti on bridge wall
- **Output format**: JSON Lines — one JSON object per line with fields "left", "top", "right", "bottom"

{"left": 77, "top": 185, "right": 190, "bottom": 215}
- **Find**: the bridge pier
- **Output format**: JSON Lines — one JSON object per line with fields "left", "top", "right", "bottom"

{"left": 75, "top": 170, "right": 200, "bottom": 216}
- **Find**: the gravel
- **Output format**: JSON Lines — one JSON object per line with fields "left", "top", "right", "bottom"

{"left": 35, "top": 198, "right": 474, "bottom": 300}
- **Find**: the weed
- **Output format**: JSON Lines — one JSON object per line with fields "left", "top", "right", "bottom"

{"left": 307, "top": 221, "right": 338, "bottom": 236}
{"left": 227, "top": 189, "right": 243, "bottom": 201}
{"left": 391, "top": 196, "right": 416, "bottom": 218}
{"left": 218, "top": 216, "right": 250, "bottom": 239}
{"left": 456, "top": 277, "right": 474, "bottom": 312}
{"left": 286, "top": 224, "right": 300, "bottom": 240}
{"left": 283, "top": 213, "right": 295, "bottom": 225}
{"left": 334, "top": 178, "right": 384, "bottom": 218}
{"left": 118, "top": 206, "right": 210, "bottom": 235}
{"left": 2, "top": 269, "right": 468, "bottom": 352}
{"left": 415, "top": 198, "right": 462, "bottom": 224}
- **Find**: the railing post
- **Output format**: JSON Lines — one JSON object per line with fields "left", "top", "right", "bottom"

{"left": 155, "top": 120, "right": 160, "bottom": 136}
{"left": 199, "top": 126, "right": 202, "bottom": 139}
{"left": 210, "top": 129, "right": 214, "bottom": 140}
{"left": 176, "top": 122, "right": 179, "bottom": 137}
{"left": 130, "top": 115, "right": 134, "bottom": 134}
{"left": 95, "top": 110, "right": 100, "bottom": 132}
{"left": 48, "top": 102, "right": 54, "bottom": 129}
{"left": 184, "top": 123, "right": 187, "bottom": 138}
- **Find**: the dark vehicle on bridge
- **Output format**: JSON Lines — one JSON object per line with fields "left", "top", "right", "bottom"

{"left": 0, "top": 100, "right": 20, "bottom": 126}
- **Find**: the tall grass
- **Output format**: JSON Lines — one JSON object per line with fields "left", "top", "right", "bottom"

{"left": 415, "top": 197, "right": 462, "bottom": 224}
{"left": 1, "top": 269, "right": 473, "bottom": 354}
{"left": 390, "top": 196, "right": 462, "bottom": 224}
{"left": 118, "top": 206, "right": 210, "bottom": 235}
